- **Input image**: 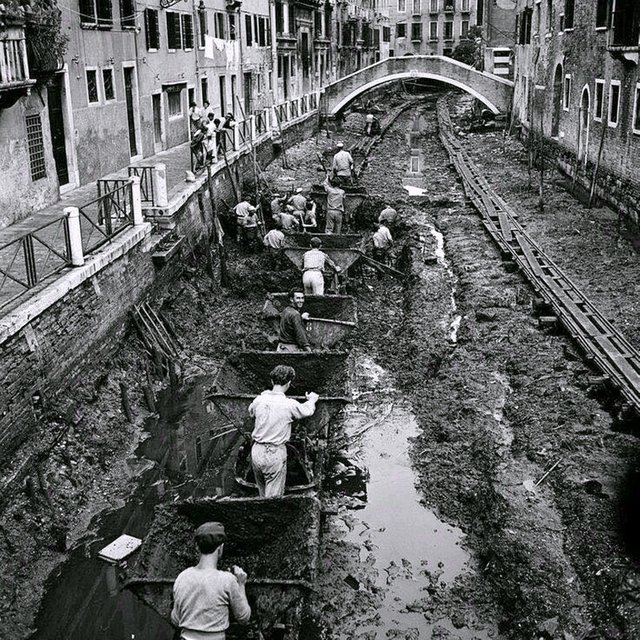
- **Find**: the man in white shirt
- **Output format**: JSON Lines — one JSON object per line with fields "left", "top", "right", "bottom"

{"left": 233, "top": 199, "right": 256, "bottom": 243}
{"left": 331, "top": 142, "right": 354, "bottom": 185}
{"left": 171, "top": 522, "right": 251, "bottom": 640}
{"left": 372, "top": 222, "right": 393, "bottom": 273}
{"left": 302, "top": 237, "right": 341, "bottom": 295}
{"left": 248, "top": 365, "right": 318, "bottom": 497}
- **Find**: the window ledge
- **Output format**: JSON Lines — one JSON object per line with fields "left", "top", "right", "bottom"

{"left": 608, "top": 121, "right": 619, "bottom": 128}
{"left": 411, "top": 38, "right": 422, "bottom": 43}
{"left": 594, "top": 116, "right": 602, "bottom": 123}
{"left": 633, "top": 128, "right": 640, "bottom": 135}
{"left": 595, "top": 27, "right": 607, "bottom": 32}
{"left": 168, "top": 114, "right": 184, "bottom": 120}
{"left": 564, "top": 28, "right": 575, "bottom": 33}
{"left": 147, "top": 48, "right": 158, "bottom": 53}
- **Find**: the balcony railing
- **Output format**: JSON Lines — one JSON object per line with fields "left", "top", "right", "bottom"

{"left": 0, "top": 26, "right": 34, "bottom": 91}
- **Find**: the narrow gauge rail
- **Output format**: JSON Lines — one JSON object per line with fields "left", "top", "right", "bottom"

{"left": 437, "top": 96, "right": 640, "bottom": 417}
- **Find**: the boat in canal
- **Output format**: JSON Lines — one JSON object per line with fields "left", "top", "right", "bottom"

{"left": 207, "top": 351, "right": 351, "bottom": 493}
{"left": 125, "top": 494, "right": 321, "bottom": 640}
{"left": 263, "top": 293, "right": 358, "bottom": 349}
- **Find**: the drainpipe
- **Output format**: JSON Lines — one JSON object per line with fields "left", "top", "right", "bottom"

{"left": 237, "top": 6, "right": 244, "bottom": 117}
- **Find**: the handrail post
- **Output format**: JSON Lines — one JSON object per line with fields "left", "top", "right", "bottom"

{"left": 271, "top": 106, "right": 277, "bottom": 129}
{"left": 65, "top": 206, "right": 85, "bottom": 266}
{"left": 233, "top": 122, "right": 240, "bottom": 151}
{"left": 249, "top": 115, "right": 256, "bottom": 142}
{"left": 129, "top": 176, "right": 144, "bottom": 225}
{"left": 152, "top": 163, "right": 169, "bottom": 208}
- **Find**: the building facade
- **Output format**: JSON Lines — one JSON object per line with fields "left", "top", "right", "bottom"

{"left": 388, "top": 0, "right": 476, "bottom": 58}
{"left": 512, "top": 0, "right": 640, "bottom": 219}
{"left": 0, "top": 0, "right": 386, "bottom": 227}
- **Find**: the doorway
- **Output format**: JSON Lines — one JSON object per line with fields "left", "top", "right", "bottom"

{"left": 578, "top": 86, "right": 590, "bottom": 165}
{"left": 219, "top": 76, "right": 227, "bottom": 115}
{"left": 123, "top": 66, "right": 138, "bottom": 157}
{"left": 47, "top": 74, "right": 70, "bottom": 187}
{"left": 243, "top": 72, "right": 252, "bottom": 114}
{"left": 152, "top": 93, "right": 164, "bottom": 153}
{"left": 551, "top": 63, "right": 563, "bottom": 137}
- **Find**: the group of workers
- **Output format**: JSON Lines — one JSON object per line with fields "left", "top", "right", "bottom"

{"left": 171, "top": 137, "right": 399, "bottom": 640}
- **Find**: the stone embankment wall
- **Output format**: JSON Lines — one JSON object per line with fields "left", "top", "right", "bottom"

{"left": 0, "top": 112, "right": 316, "bottom": 461}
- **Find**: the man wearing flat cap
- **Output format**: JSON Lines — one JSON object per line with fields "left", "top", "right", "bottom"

{"left": 171, "top": 522, "right": 251, "bottom": 639}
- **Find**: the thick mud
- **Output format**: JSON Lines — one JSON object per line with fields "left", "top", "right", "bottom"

{"left": 2, "top": 93, "right": 639, "bottom": 640}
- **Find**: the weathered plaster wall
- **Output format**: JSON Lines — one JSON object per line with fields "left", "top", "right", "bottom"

{"left": 0, "top": 93, "right": 59, "bottom": 228}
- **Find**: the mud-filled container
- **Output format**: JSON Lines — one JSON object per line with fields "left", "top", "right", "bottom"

{"left": 126, "top": 494, "right": 321, "bottom": 639}
{"left": 207, "top": 351, "right": 350, "bottom": 435}
{"left": 285, "top": 233, "right": 365, "bottom": 249}
{"left": 207, "top": 352, "right": 350, "bottom": 494}
{"left": 264, "top": 293, "right": 357, "bottom": 349}
{"left": 283, "top": 246, "right": 363, "bottom": 273}
{"left": 310, "top": 184, "right": 368, "bottom": 223}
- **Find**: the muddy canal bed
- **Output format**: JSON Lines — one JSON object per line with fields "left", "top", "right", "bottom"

{"left": 3, "top": 96, "right": 639, "bottom": 640}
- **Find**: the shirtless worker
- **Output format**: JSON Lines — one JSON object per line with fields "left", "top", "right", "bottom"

{"left": 249, "top": 365, "right": 319, "bottom": 497}
{"left": 302, "top": 237, "right": 341, "bottom": 295}
{"left": 171, "top": 522, "right": 251, "bottom": 640}
{"left": 277, "top": 289, "right": 312, "bottom": 352}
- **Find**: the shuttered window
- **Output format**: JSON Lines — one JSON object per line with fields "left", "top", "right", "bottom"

{"left": 182, "top": 14, "right": 194, "bottom": 49}
{"left": 145, "top": 8, "right": 160, "bottom": 50}
{"left": 245, "top": 15, "right": 253, "bottom": 45}
{"left": 120, "top": 0, "right": 135, "bottom": 28}
{"left": 97, "top": 0, "right": 112, "bottom": 27}
{"left": 166, "top": 12, "right": 182, "bottom": 49}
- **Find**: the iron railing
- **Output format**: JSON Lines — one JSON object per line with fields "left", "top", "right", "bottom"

{"left": 128, "top": 166, "right": 156, "bottom": 206}
{"left": 0, "top": 26, "right": 31, "bottom": 88}
{"left": 78, "top": 181, "right": 134, "bottom": 253}
{"left": 0, "top": 215, "right": 71, "bottom": 309}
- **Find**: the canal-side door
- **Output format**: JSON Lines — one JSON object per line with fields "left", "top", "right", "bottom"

{"left": 47, "top": 74, "right": 69, "bottom": 187}
{"left": 152, "top": 93, "right": 164, "bottom": 153}
{"left": 123, "top": 66, "right": 138, "bottom": 158}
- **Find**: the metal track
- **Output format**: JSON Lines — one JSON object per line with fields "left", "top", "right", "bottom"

{"left": 437, "top": 97, "right": 640, "bottom": 415}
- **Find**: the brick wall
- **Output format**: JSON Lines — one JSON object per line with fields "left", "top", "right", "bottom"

{"left": 0, "top": 112, "right": 317, "bottom": 461}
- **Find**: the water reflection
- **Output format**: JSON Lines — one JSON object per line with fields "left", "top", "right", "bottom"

{"left": 30, "top": 376, "right": 245, "bottom": 640}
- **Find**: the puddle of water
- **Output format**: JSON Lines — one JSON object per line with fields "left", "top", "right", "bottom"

{"left": 30, "top": 377, "right": 243, "bottom": 640}
{"left": 330, "top": 355, "right": 493, "bottom": 639}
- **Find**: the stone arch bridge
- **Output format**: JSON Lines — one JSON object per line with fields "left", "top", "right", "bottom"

{"left": 322, "top": 56, "right": 513, "bottom": 115}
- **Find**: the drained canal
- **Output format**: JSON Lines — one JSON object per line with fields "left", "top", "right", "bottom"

{"left": 17, "top": 96, "right": 637, "bottom": 640}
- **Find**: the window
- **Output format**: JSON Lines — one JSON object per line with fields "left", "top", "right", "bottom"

{"left": 412, "top": 0, "right": 420, "bottom": 15}
{"left": 167, "top": 89, "right": 182, "bottom": 118}
{"left": 519, "top": 8, "right": 532, "bottom": 44}
{"left": 145, "top": 8, "right": 160, "bottom": 50}
{"left": 397, "top": 22, "right": 407, "bottom": 37}
{"left": 245, "top": 14, "right": 253, "bottom": 45}
{"left": 383, "top": 26, "right": 391, "bottom": 42}
{"left": 443, "top": 46, "right": 453, "bottom": 56}
{"left": 166, "top": 12, "right": 182, "bottom": 50}
{"left": 201, "top": 77, "right": 208, "bottom": 104}
{"left": 546, "top": 0, "right": 553, "bottom": 31}
{"left": 26, "top": 115, "right": 46, "bottom": 181}
{"left": 411, "top": 22, "right": 422, "bottom": 40}
{"left": 198, "top": 5, "right": 207, "bottom": 47}
{"left": 563, "top": 74, "right": 571, "bottom": 110}
{"left": 608, "top": 80, "right": 620, "bottom": 126}
{"left": 228, "top": 14, "right": 236, "bottom": 40}
{"left": 596, "top": 0, "right": 609, "bottom": 28}
{"left": 215, "top": 12, "right": 226, "bottom": 38}
{"left": 398, "top": 0, "right": 406, "bottom": 11}
{"left": 444, "top": 20, "right": 453, "bottom": 40}
{"left": 86, "top": 69, "right": 99, "bottom": 103}
{"left": 444, "top": 0, "right": 454, "bottom": 10}
{"left": 182, "top": 14, "right": 194, "bottom": 49}
{"left": 461, "top": 0, "right": 469, "bottom": 10}
{"left": 594, "top": 79, "right": 605, "bottom": 121}
{"left": 410, "top": 152, "right": 419, "bottom": 172}
{"left": 610, "top": 0, "right": 640, "bottom": 47}
{"left": 219, "top": 76, "right": 226, "bottom": 111}
{"left": 564, "top": 0, "right": 574, "bottom": 29}
{"left": 120, "top": 0, "right": 135, "bottom": 28}
{"left": 633, "top": 83, "right": 640, "bottom": 133}
{"left": 429, "top": 20, "right": 437, "bottom": 39}
{"left": 461, "top": 19, "right": 469, "bottom": 37}
{"left": 102, "top": 68, "right": 115, "bottom": 101}
{"left": 429, "top": 0, "right": 438, "bottom": 10}
{"left": 477, "top": 0, "right": 484, "bottom": 24}
{"left": 79, "top": 0, "right": 112, "bottom": 27}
